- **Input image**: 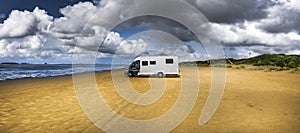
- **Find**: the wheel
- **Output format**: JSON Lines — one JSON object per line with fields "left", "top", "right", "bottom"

{"left": 157, "top": 72, "right": 164, "bottom": 78}
{"left": 128, "top": 72, "right": 134, "bottom": 77}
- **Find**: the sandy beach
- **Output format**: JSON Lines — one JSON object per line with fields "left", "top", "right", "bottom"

{"left": 0, "top": 66, "right": 299, "bottom": 132}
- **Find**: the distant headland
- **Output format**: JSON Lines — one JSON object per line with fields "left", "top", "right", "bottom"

{"left": 0, "top": 62, "right": 47, "bottom": 65}
{"left": 1, "top": 62, "right": 19, "bottom": 64}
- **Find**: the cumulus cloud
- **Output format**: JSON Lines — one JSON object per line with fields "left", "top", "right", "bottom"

{"left": 0, "top": 35, "right": 45, "bottom": 58}
{"left": 126, "top": 30, "right": 207, "bottom": 61}
{"left": 200, "top": 0, "right": 300, "bottom": 57}
{"left": 50, "top": 1, "right": 149, "bottom": 56}
{"left": 76, "top": 26, "right": 148, "bottom": 55}
{"left": 155, "top": 44, "right": 204, "bottom": 62}
{"left": 258, "top": 0, "right": 300, "bottom": 33}
{"left": 50, "top": 2, "right": 97, "bottom": 33}
{"left": 210, "top": 22, "right": 300, "bottom": 46}
{"left": 0, "top": 0, "right": 300, "bottom": 62}
{"left": 110, "top": 0, "right": 300, "bottom": 56}
{"left": 0, "top": 7, "right": 53, "bottom": 39}
{"left": 0, "top": 10, "right": 37, "bottom": 38}
{"left": 0, "top": 1, "right": 149, "bottom": 61}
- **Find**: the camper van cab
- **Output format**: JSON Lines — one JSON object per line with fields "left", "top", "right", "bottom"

{"left": 125, "top": 56, "right": 179, "bottom": 78}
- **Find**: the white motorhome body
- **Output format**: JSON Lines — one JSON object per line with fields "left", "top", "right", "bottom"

{"left": 125, "top": 56, "right": 179, "bottom": 77}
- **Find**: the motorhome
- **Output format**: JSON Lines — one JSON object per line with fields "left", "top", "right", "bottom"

{"left": 124, "top": 56, "right": 179, "bottom": 78}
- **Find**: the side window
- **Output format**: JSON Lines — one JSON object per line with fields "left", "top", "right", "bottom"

{"left": 142, "top": 61, "right": 148, "bottom": 66}
{"left": 166, "top": 59, "right": 174, "bottom": 64}
{"left": 150, "top": 61, "right": 156, "bottom": 65}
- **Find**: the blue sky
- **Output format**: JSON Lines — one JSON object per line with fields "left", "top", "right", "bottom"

{"left": 0, "top": 0, "right": 94, "bottom": 22}
{"left": 0, "top": 0, "right": 299, "bottom": 64}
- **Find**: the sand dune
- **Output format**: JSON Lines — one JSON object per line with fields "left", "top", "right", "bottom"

{"left": 0, "top": 67, "right": 299, "bottom": 132}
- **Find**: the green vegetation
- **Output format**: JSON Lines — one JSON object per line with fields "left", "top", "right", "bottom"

{"left": 180, "top": 54, "right": 300, "bottom": 71}
{"left": 234, "top": 54, "right": 300, "bottom": 68}
{"left": 239, "top": 66, "right": 245, "bottom": 69}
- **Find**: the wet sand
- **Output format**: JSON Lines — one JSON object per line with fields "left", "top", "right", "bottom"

{"left": 0, "top": 67, "right": 299, "bottom": 132}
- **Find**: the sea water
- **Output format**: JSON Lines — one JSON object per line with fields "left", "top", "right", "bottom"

{"left": 0, "top": 64, "right": 126, "bottom": 80}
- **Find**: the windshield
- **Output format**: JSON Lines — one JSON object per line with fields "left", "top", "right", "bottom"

{"left": 130, "top": 60, "right": 140, "bottom": 70}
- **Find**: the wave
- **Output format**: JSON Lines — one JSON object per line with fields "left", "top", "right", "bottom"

{"left": 0, "top": 64, "right": 126, "bottom": 80}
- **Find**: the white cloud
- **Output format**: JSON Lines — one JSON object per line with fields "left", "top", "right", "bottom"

{"left": 117, "top": 39, "right": 148, "bottom": 55}
{"left": 0, "top": 7, "right": 53, "bottom": 39}
{"left": 210, "top": 22, "right": 300, "bottom": 46}
{"left": 156, "top": 44, "right": 204, "bottom": 62}
{"left": 286, "top": 49, "right": 300, "bottom": 55}
{"left": 76, "top": 29, "right": 148, "bottom": 55}
{"left": 32, "top": 7, "right": 54, "bottom": 32}
{"left": 51, "top": 1, "right": 148, "bottom": 56}
{"left": 103, "top": 32, "right": 148, "bottom": 55}
{"left": 121, "top": 30, "right": 206, "bottom": 61}
{"left": 0, "top": 35, "right": 45, "bottom": 58}
{"left": 257, "top": 0, "right": 300, "bottom": 33}
{"left": 1, "top": 0, "right": 300, "bottom": 62}
{"left": 0, "top": 2, "right": 149, "bottom": 61}
{"left": 0, "top": 34, "right": 97, "bottom": 60}
{"left": 97, "top": 0, "right": 300, "bottom": 58}
{"left": 50, "top": 2, "right": 97, "bottom": 33}
{"left": 0, "top": 10, "right": 37, "bottom": 38}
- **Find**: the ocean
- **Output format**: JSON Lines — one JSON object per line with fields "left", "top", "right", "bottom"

{"left": 0, "top": 64, "right": 126, "bottom": 80}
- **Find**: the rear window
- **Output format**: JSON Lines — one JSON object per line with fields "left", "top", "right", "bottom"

{"left": 142, "top": 61, "right": 148, "bottom": 66}
{"left": 150, "top": 61, "right": 156, "bottom": 65}
{"left": 166, "top": 59, "right": 174, "bottom": 64}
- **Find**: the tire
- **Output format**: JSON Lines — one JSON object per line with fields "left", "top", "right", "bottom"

{"left": 157, "top": 72, "right": 164, "bottom": 78}
{"left": 128, "top": 72, "right": 134, "bottom": 77}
